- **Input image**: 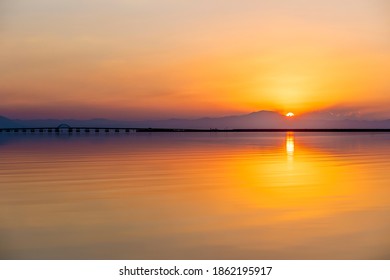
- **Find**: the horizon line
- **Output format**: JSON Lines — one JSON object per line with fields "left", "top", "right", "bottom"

{"left": 3, "top": 127, "right": 390, "bottom": 133}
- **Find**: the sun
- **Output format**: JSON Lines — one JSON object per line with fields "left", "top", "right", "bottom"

{"left": 286, "top": 112, "right": 295, "bottom": 117}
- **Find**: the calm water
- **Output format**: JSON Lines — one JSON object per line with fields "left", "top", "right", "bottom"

{"left": 0, "top": 132, "right": 389, "bottom": 259}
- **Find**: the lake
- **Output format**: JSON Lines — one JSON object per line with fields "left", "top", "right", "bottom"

{"left": 0, "top": 132, "right": 389, "bottom": 259}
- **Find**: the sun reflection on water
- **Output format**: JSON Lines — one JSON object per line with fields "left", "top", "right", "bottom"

{"left": 286, "top": 132, "right": 295, "bottom": 159}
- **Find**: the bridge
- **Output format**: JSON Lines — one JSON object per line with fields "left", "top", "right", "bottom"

{"left": 0, "top": 124, "right": 137, "bottom": 134}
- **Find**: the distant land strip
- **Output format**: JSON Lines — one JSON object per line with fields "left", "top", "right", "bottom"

{"left": 2, "top": 127, "right": 390, "bottom": 133}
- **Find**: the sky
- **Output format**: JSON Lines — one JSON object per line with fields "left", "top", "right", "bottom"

{"left": 1, "top": 0, "right": 389, "bottom": 120}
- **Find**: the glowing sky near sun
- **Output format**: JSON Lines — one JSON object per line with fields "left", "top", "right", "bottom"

{"left": 0, "top": 0, "right": 389, "bottom": 119}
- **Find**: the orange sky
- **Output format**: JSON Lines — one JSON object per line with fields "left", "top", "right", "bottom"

{"left": 1, "top": 0, "right": 389, "bottom": 119}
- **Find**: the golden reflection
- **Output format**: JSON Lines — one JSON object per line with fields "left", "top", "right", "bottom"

{"left": 286, "top": 132, "right": 295, "bottom": 159}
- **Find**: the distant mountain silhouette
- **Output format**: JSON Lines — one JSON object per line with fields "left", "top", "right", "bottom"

{"left": 139, "top": 110, "right": 286, "bottom": 129}
{"left": 0, "top": 116, "right": 22, "bottom": 128}
{"left": 2, "top": 110, "right": 390, "bottom": 129}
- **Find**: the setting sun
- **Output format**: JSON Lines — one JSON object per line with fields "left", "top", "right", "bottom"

{"left": 286, "top": 112, "right": 295, "bottom": 117}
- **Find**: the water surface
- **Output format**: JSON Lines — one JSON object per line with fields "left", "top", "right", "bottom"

{"left": 0, "top": 132, "right": 389, "bottom": 259}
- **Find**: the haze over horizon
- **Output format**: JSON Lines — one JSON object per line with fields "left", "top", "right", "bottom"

{"left": 3, "top": 109, "right": 390, "bottom": 130}
{"left": 1, "top": 0, "right": 390, "bottom": 120}
{"left": 1, "top": 108, "right": 390, "bottom": 122}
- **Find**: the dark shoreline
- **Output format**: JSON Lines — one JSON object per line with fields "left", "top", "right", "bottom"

{"left": 2, "top": 127, "right": 390, "bottom": 133}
